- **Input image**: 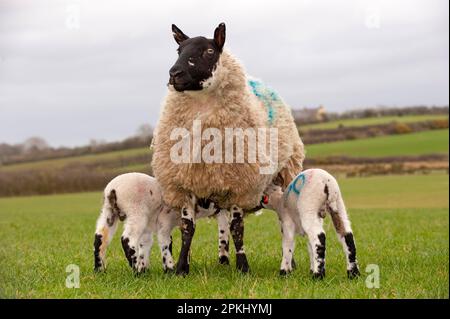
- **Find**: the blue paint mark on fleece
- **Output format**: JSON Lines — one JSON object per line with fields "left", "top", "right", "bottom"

{"left": 248, "top": 79, "right": 279, "bottom": 126}
{"left": 285, "top": 173, "right": 306, "bottom": 200}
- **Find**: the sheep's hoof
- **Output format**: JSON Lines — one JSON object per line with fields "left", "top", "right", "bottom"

{"left": 279, "top": 269, "right": 291, "bottom": 276}
{"left": 94, "top": 260, "right": 106, "bottom": 273}
{"left": 311, "top": 270, "right": 325, "bottom": 280}
{"left": 347, "top": 266, "right": 360, "bottom": 279}
{"left": 164, "top": 267, "right": 175, "bottom": 274}
{"left": 175, "top": 262, "right": 190, "bottom": 276}
{"left": 134, "top": 268, "right": 147, "bottom": 277}
{"left": 236, "top": 254, "right": 250, "bottom": 273}
{"left": 94, "top": 266, "right": 105, "bottom": 273}
{"left": 219, "top": 255, "right": 230, "bottom": 265}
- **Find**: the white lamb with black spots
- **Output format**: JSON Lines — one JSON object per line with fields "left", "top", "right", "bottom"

{"left": 93, "top": 173, "right": 231, "bottom": 274}
{"left": 94, "top": 173, "right": 165, "bottom": 273}
{"left": 262, "top": 168, "right": 360, "bottom": 279}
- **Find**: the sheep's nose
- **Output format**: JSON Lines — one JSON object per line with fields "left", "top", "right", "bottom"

{"left": 169, "top": 68, "right": 184, "bottom": 78}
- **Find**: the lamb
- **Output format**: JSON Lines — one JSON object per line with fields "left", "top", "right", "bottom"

{"left": 151, "top": 23, "right": 305, "bottom": 275}
{"left": 93, "top": 173, "right": 232, "bottom": 273}
{"left": 93, "top": 172, "right": 168, "bottom": 273}
{"left": 261, "top": 169, "right": 360, "bottom": 279}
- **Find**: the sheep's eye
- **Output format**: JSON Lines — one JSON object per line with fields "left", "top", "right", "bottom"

{"left": 207, "top": 48, "right": 214, "bottom": 54}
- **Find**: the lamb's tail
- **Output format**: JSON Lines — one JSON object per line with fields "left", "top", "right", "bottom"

{"left": 93, "top": 189, "right": 122, "bottom": 272}
{"left": 325, "top": 179, "right": 360, "bottom": 278}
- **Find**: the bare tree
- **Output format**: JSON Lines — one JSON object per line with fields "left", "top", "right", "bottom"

{"left": 136, "top": 123, "right": 153, "bottom": 140}
{"left": 22, "top": 137, "right": 50, "bottom": 153}
{"left": 89, "top": 138, "right": 107, "bottom": 151}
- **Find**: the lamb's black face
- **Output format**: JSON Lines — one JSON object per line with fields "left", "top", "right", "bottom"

{"left": 168, "top": 23, "right": 226, "bottom": 92}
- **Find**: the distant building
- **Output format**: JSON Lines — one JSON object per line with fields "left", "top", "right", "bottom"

{"left": 291, "top": 105, "right": 327, "bottom": 124}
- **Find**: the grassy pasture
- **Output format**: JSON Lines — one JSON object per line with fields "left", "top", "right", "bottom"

{"left": 301, "top": 114, "right": 449, "bottom": 130}
{"left": 306, "top": 129, "right": 448, "bottom": 158}
{"left": 0, "top": 147, "right": 151, "bottom": 172}
{"left": 0, "top": 174, "right": 448, "bottom": 298}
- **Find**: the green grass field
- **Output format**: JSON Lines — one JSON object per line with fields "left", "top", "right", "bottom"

{"left": 307, "top": 129, "right": 449, "bottom": 158}
{"left": 0, "top": 147, "right": 151, "bottom": 172}
{"left": 0, "top": 174, "right": 448, "bottom": 298}
{"left": 301, "top": 114, "right": 449, "bottom": 130}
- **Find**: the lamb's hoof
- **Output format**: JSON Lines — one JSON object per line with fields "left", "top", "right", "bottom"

{"left": 236, "top": 254, "right": 250, "bottom": 273}
{"left": 164, "top": 267, "right": 175, "bottom": 274}
{"left": 279, "top": 269, "right": 291, "bottom": 276}
{"left": 134, "top": 268, "right": 147, "bottom": 277}
{"left": 219, "top": 255, "right": 230, "bottom": 265}
{"left": 135, "top": 260, "right": 148, "bottom": 275}
{"left": 312, "top": 270, "right": 325, "bottom": 280}
{"left": 175, "top": 262, "right": 190, "bottom": 276}
{"left": 347, "top": 266, "right": 360, "bottom": 279}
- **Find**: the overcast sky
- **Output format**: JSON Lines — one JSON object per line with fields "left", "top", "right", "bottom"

{"left": 0, "top": 0, "right": 448, "bottom": 147}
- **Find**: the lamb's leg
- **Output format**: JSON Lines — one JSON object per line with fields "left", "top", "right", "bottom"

{"left": 279, "top": 217, "right": 296, "bottom": 276}
{"left": 176, "top": 200, "right": 196, "bottom": 276}
{"left": 135, "top": 229, "right": 153, "bottom": 274}
{"left": 217, "top": 209, "right": 230, "bottom": 265}
{"left": 327, "top": 191, "right": 360, "bottom": 278}
{"left": 93, "top": 205, "right": 119, "bottom": 272}
{"left": 121, "top": 216, "right": 147, "bottom": 271}
{"left": 278, "top": 217, "right": 297, "bottom": 272}
{"left": 230, "top": 205, "right": 250, "bottom": 273}
{"left": 158, "top": 233, "right": 175, "bottom": 273}
{"left": 301, "top": 213, "right": 326, "bottom": 279}
{"left": 157, "top": 208, "right": 177, "bottom": 273}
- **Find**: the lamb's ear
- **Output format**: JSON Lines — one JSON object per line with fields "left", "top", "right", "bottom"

{"left": 214, "top": 23, "right": 226, "bottom": 51}
{"left": 172, "top": 24, "right": 189, "bottom": 45}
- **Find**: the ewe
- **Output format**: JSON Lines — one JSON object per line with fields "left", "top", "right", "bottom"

{"left": 151, "top": 23, "right": 305, "bottom": 275}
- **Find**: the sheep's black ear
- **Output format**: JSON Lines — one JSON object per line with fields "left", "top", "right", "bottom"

{"left": 172, "top": 24, "right": 189, "bottom": 45}
{"left": 214, "top": 23, "right": 226, "bottom": 51}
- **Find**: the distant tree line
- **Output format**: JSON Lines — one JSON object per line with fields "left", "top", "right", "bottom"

{"left": 0, "top": 124, "right": 153, "bottom": 165}
{"left": 325, "top": 105, "right": 448, "bottom": 122}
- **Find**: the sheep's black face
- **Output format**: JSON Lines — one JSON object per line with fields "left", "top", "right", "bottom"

{"left": 168, "top": 23, "right": 225, "bottom": 92}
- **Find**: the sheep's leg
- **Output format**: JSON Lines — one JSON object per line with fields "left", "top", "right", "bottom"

{"left": 279, "top": 218, "right": 297, "bottom": 271}
{"left": 176, "top": 202, "right": 196, "bottom": 276}
{"left": 135, "top": 229, "right": 153, "bottom": 274}
{"left": 279, "top": 217, "right": 296, "bottom": 276}
{"left": 158, "top": 232, "right": 175, "bottom": 273}
{"left": 93, "top": 205, "right": 119, "bottom": 272}
{"left": 121, "top": 216, "right": 147, "bottom": 271}
{"left": 301, "top": 213, "right": 326, "bottom": 279}
{"left": 157, "top": 206, "right": 177, "bottom": 273}
{"left": 230, "top": 205, "right": 250, "bottom": 273}
{"left": 341, "top": 232, "right": 359, "bottom": 279}
{"left": 309, "top": 231, "right": 326, "bottom": 279}
{"left": 217, "top": 209, "right": 230, "bottom": 265}
{"left": 157, "top": 222, "right": 176, "bottom": 272}
{"left": 327, "top": 193, "right": 360, "bottom": 278}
